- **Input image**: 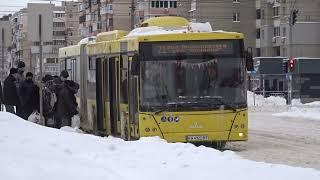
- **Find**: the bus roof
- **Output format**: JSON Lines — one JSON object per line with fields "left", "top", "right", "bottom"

{"left": 59, "top": 44, "right": 81, "bottom": 59}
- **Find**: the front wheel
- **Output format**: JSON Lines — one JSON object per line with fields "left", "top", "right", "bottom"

{"left": 212, "top": 141, "right": 227, "bottom": 150}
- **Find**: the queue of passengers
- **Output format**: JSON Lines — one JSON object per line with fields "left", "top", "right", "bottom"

{"left": 0, "top": 61, "right": 79, "bottom": 129}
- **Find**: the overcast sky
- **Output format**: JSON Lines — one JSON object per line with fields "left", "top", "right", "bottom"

{"left": 0, "top": 0, "right": 76, "bottom": 16}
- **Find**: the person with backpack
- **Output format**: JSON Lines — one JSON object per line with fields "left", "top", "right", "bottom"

{"left": 3, "top": 68, "right": 20, "bottom": 114}
{"left": 42, "top": 75, "right": 57, "bottom": 127}
{"left": 19, "top": 72, "right": 40, "bottom": 120}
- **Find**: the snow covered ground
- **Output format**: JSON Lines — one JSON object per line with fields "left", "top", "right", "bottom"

{"left": 236, "top": 92, "right": 320, "bottom": 170}
{"left": 1, "top": 112, "right": 320, "bottom": 180}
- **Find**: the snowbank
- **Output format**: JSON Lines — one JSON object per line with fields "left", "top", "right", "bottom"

{"left": 0, "top": 112, "right": 320, "bottom": 180}
{"left": 273, "top": 106, "right": 320, "bottom": 121}
{"left": 247, "top": 91, "right": 287, "bottom": 107}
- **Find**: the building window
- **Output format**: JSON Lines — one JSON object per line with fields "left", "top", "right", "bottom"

{"left": 282, "top": 7, "right": 286, "bottom": 16}
{"left": 256, "top": 29, "right": 260, "bottom": 39}
{"left": 233, "top": 12, "right": 240, "bottom": 22}
{"left": 156, "top": 1, "right": 160, "bottom": 8}
{"left": 173, "top": 1, "right": 177, "bottom": 8}
{"left": 164, "top": 1, "right": 168, "bottom": 8}
{"left": 282, "top": 27, "right": 286, "bottom": 37}
{"left": 256, "top": 9, "right": 261, "bottom": 19}
{"left": 273, "top": 26, "right": 280, "bottom": 37}
{"left": 53, "top": 31, "right": 66, "bottom": 36}
{"left": 53, "top": 22, "right": 65, "bottom": 27}
{"left": 160, "top": 1, "right": 163, "bottom": 8}
{"left": 256, "top": 48, "right": 261, "bottom": 57}
{"left": 233, "top": 0, "right": 240, "bottom": 3}
{"left": 151, "top": 1, "right": 155, "bottom": 7}
{"left": 273, "top": 46, "right": 280, "bottom": 56}
{"left": 273, "top": 6, "right": 279, "bottom": 17}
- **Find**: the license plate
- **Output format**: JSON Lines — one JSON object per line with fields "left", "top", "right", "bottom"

{"left": 186, "top": 135, "right": 209, "bottom": 141}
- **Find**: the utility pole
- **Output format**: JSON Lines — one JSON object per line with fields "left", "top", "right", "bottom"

{"left": 287, "top": 9, "right": 298, "bottom": 105}
{"left": 1, "top": 28, "right": 4, "bottom": 81}
{"left": 130, "top": 0, "right": 135, "bottom": 30}
{"left": 39, "top": 14, "right": 44, "bottom": 123}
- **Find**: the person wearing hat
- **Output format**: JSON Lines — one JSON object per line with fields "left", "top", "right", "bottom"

{"left": 54, "top": 70, "right": 79, "bottom": 128}
{"left": 3, "top": 68, "right": 20, "bottom": 114}
{"left": 19, "top": 72, "right": 40, "bottom": 120}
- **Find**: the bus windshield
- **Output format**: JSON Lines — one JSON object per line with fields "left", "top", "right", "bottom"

{"left": 139, "top": 40, "right": 246, "bottom": 112}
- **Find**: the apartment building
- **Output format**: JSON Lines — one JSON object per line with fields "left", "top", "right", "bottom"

{"left": 63, "top": 1, "right": 81, "bottom": 46}
{"left": 256, "top": 0, "right": 320, "bottom": 57}
{"left": 78, "top": 0, "right": 131, "bottom": 38}
{"left": 10, "top": 2, "right": 79, "bottom": 76}
{"left": 136, "top": 0, "right": 178, "bottom": 25}
{"left": 177, "top": 0, "right": 256, "bottom": 54}
{"left": 10, "top": 8, "right": 29, "bottom": 71}
{"left": 0, "top": 15, "right": 12, "bottom": 80}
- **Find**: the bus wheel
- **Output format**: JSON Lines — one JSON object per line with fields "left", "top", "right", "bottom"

{"left": 212, "top": 141, "right": 227, "bottom": 150}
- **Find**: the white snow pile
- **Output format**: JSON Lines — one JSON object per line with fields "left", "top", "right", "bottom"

{"left": 247, "top": 91, "right": 287, "bottom": 107}
{"left": 126, "top": 22, "right": 214, "bottom": 37}
{"left": 273, "top": 101, "right": 320, "bottom": 120}
{"left": 1, "top": 112, "right": 320, "bottom": 180}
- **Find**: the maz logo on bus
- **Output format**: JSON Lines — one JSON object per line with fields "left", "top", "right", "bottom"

{"left": 161, "top": 116, "right": 180, "bottom": 123}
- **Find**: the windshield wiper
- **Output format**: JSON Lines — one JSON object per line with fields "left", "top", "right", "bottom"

{"left": 154, "top": 101, "right": 212, "bottom": 115}
{"left": 205, "top": 97, "right": 237, "bottom": 112}
{"left": 179, "top": 96, "right": 237, "bottom": 112}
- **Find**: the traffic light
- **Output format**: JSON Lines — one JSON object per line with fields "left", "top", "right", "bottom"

{"left": 291, "top": 9, "right": 298, "bottom": 25}
{"left": 289, "top": 58, "right": 295, "bottom": 72}
{"left": 282, "top": 60, "right": 288, "bottom": 73}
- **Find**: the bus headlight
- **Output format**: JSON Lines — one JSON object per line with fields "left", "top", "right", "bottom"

{"left": 238, "top": 133, "right": 244, "bottom": 137}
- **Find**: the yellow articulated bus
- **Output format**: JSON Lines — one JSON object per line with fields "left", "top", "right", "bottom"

{"left": 59, "top": 17, "right": 253, "bottom": 148}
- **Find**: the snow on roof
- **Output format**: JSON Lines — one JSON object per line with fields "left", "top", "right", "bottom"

{"left": 78, "top": 36, "right": 96, "bottom": 45}
{"left": 126, "top": 22, "right": 217, "bottom": 37}
{"left": 1, "top": 112, "right": 320, "bottom": 179}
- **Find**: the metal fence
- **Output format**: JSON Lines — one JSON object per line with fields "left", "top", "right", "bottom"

{"left": 248, "top": 73, "right": 291, "bottom": 105}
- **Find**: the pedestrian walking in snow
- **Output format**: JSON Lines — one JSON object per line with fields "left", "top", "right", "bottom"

{"left": 19, "top": 72, "right": 40, "bottom": 120}
{"left": 3, "top": 68, "right": 20, "bottom": 114}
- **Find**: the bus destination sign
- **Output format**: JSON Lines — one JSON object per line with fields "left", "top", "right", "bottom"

{"left": 151, "top": 40, "right": 235, "bottom": 57}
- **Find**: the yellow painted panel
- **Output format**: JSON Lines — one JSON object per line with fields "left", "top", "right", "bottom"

{"left": 86, "top": 41, "right": 121, "bottom": 56}
{"left": 59, "top": 44, "right": 81, "bottom": 58}
{"left": 141, "top": 16, "right": 189, "bottom": 27}
{"left": 96, "top": 30, "right": 127, "bottom": 42}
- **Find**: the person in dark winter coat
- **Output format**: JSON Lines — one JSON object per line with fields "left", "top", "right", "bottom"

{"left": 0, "top": 81, "right": 3, "bottom": 108}
{"left": 3, "top": 68, "right": 20, "bottom": 114}
{"left": 19, "top": 72, "right": 40, "bottom": 120}
{"left": 16, "top": 61, "right": 26, "bottom": 117}
{"left": 42, "top": 75, "right": 57, "bottom": 127}
{"left": 55, "top": 70, "right": 79, "bottom": 128}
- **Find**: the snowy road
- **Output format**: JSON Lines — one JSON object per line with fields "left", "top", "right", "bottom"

{"left": 228, "top": 109, "right": 320, "bottom": 170}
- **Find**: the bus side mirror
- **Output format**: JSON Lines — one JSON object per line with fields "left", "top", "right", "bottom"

{"left": 245, "top": 48, "right": 254, "bottom": 71}
{"left": 131, "top": 54, "right": 140, "bottom": 76}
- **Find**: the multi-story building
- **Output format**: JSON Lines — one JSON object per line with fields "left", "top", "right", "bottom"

{"left": 0, "top": 15, "right": 12, "bottom": 80}
{"left": 10, "top": 8, "right": 29, "bottom": 70}
{"left": 256, "top": 0, "right": 320, "bottom": 57}
{"left": 63, "top": 1, "right": 81, "bottom": 46}
{"left": 177, "top": 0, "right": 256, "bottom": 54}
{"left": 135, "top": 0, "right": 178, "bottom": 25}
{"left": 78, "top": 0, "right": 131, "bottom": 38}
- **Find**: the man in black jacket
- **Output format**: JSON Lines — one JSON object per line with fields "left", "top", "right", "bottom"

{"left": 55, "top": 70, "right": 79, "bottom": 128}
{"left": 3, "top": 68, "right": 20, "bottom": 114}
{"left": 19, "top": 72, "right": 39, "bottom": 120}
